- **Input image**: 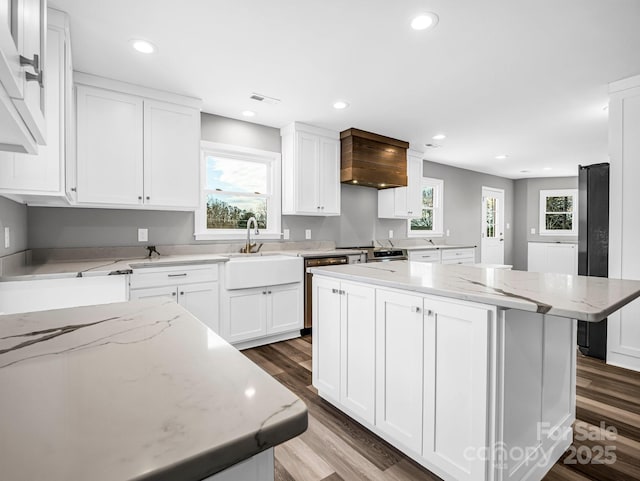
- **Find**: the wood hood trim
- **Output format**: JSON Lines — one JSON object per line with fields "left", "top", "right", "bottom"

{"left": 340, "top": 128, "right": 409, "bottom": 189}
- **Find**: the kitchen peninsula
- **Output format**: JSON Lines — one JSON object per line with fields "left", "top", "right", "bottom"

{"left": 0, "top": 299, "right": 308, "bottom": 481}
{"left": 310, "top": 262, "right": 640, "bottom": 481}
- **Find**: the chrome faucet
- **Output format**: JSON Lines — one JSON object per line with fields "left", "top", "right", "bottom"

{"left": 242, "top": 217, "right": 260, "bottom": 253}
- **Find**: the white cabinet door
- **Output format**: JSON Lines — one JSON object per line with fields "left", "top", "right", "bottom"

{"left": 0, "top": 17, "right": 66, "bottom": 194}
{"left": 10, "top": 0, "right": 45, "bottom": 144}
{"left": 266, "top": 283, "right": 302, "bottom": 335}
{"left": 295, "top": 131, "right": 320, "bottom": 214}
{"left": 375, "top": 289, "right": 424, "bottom": 453}
{"left": 76, "top": 85, "right": 144, "bottom": 205}
{"left": 312, "top": 276, "right": 341, "bottom": 402}
{"left": 143, "top": 99, "right": 200, "bottom": 208}
{"left": 527, "top": 242, "right": 577, "bottom": 274}
{"left": 224, "top": 288, "right": 267, "bottom": 344}
{"left": 178, "top": 282, "right": 219, "bottom": 334}
{"left": 318, "top": 135, "right": 340, "bottom": 215}
{"left": 129, "top": 285, "right": 177, "bottom": 302}
{"left": 340, "top": 281, "right": 375, "bottom": 424}
{"left": 422, "top": 298, "right": 491, "bottom": 481}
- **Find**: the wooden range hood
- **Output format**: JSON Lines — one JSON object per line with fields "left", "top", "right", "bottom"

{"left": 340, "top": 128, "right": 409, "bottom": 189}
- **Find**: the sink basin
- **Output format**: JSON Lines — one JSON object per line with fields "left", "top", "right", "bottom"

{"left": 224, "top": 255, "right": 303, "bottom": 289}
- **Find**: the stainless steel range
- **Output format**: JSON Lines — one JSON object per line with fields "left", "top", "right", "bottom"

{"left": 365, "top": 248, "right": 407, "bottom": 262}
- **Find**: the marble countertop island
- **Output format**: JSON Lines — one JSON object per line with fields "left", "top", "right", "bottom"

{"left": 310, "top": 261, "right": 640, "bottom": 321}
{"left": 0, "top": 299, "right": 308, "bottom": 481}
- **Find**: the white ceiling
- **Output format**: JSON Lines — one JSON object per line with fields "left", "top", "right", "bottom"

{"left": 50, "top": 0, "right": 640, "bottom": 179}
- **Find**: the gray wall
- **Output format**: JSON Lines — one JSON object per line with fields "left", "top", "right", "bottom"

{"left": 421, "top": 161, "right": 515, "bottom": 265}
{"left": 511, "top": 176, "right": 579, "bottom": 270}
{"left": 0, "top": 196, "right": 28, "bottom": 256}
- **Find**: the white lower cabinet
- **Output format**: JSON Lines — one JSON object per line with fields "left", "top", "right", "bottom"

{"left": 313, "top": 276, "right": 496, "bottom": 481}
{"left": 375, "top": 289, "right": 424, "bottom": 453}
{"left": 527, "top": 242, "right": 577, "bottom": 274}
{"left": 408, "top": 247, "right": 476, "bottom": 265}
{"left": 313, "top": 277, "right": 376, "bottom": 423}
{"left": 221, "top": 282, "right": 303, "bottom": 347}
{"left": 129, "top": 264, "right": 220, "bottom": 334}
{"left": 422, "top": 297, "right": 491, "bottom": 481}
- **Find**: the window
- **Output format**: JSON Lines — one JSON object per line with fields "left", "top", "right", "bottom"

{"left": 539, "top": 189, "right": 578, "bottom": 236}
{"left": 408, "top": 177, "right": 444, "bottom": 237}
{"left": 194, "top": 142, "right": 281, "bottom": 240}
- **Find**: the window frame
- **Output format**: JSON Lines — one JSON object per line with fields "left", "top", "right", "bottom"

{"left": 407, "top": 177, "right": 444, "bottom": 238}
{"left": 538, "top": 189, "right": 578, "bottom": 236}
{"left": 194, "top": 141, "right": 282, "bottom": 240}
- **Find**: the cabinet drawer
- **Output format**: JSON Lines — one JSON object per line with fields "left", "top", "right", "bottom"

{"left": 130, "top": 264, "right": 218, "bottom": 289}
{"left": 441, "top": 248, "right": 475, "bottom": 261}
{"left": 441, "top": 259, "right": 475, "bottom": 265}
{"left": 408, "top": 250, "right": 441, "bottom": 262}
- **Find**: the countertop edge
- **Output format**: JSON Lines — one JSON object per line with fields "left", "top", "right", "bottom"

{"left": 138, "top": 402, "right": 308, "bottom": 481}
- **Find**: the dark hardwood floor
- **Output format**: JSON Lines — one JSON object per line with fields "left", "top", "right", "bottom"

{"left": 242, "top": 336, "right": 640, "bottom": 481}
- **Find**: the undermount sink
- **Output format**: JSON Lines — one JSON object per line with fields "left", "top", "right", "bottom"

{"left": 224, "top": 255, "right": 303, "bottom": 289}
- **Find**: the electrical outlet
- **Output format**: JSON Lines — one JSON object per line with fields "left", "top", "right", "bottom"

{"left": 283, "top": 229, "right": 290, "bottom": 240}
{"left": 530, "top": 228, "right": 536, "bottom": 234}
{"left": 138, "top": 228, "right": 148, "bottom": 242}
{"left": 305, "top": 229, "right": 311, "bottom": 240}
{"left": 388, "top": 229, "right": 394, "bottom": 239}
{"left": 446, "top": 229, "right": 450, "bottom": 237}
{"left": 4, "top": 227, "right": 9, "bottom": 249}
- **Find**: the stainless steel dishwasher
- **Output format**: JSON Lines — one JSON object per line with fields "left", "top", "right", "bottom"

{"left": 303, "top": 255, "right": 349, "bottom": 332}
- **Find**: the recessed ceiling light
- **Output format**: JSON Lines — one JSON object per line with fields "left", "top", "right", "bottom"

{"left": 520, "top": 170, "right": 530, "bottom": 173}
{"left": 333, "top": 100, "right": 349, "bottom": 110}
{"left": 432, "top": 134, "right": 446, "bottom": 140}
{"left": 242, "top": 110, "right": 256, "bottom": 117}
{"left": 495, "top": 154, "right": 508, "bottom": 160}
{"left": 411, "top": 13, "right": 439, "bottom": 31}
{"left": 543, "top": 167, "right": 552, "bottom": 171}
{"left": 131, "top": 39, "right": 156, "bottom": 54}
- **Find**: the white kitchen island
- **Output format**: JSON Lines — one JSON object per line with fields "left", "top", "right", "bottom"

{"left": 310, "top": 261, "right": 640, "bottom": 481}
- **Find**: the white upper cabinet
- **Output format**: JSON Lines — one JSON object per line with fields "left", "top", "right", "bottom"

{"left": 0, "top": 0, "right": 46, "bottom": 153}
{"left": 281, "top": 122, "right": 340, "bottom": 216}
{"left": 74, "top": 74, "right": 201, "bottom": 210}
{"left": 378, "top": 150, "right": 422, "bottom": 219}
{"left": 143, "top": 100, "right": 200, "bottom": 208}
{"left": 0, "top": 8, "right": 73, "bottom": 201}
{"left": 76, "top": 85, "right": 144, "bottom": 205}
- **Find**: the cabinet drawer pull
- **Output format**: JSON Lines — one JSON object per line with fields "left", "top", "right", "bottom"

{"left": 146, "top": 196, "right": 150, "bottom": 200}
{"left": 262, "top": 291, "right": 267, "bottom": 295}
{"left": 20, "top": 54, "right": 40, "bottom": 71}
{"left": 339, "top": 290, "right": 346, "bottom": 295}
{"left": 332, "top": 288, "right": 339, "bottom": 294}
{"left": 25, "top": 70, "right": 44, "bottom": 88}
{"left": 168, "top": 273, "right": 187, "bottom": 277}
{"left": 426, "top": 309, "right": 433, "bottom": 316}
{"left": 411, "top": 306, "right": 421, "bottom": 313}
{"left": 138, "top": 196, "right": 142, "bottom": 200}
{"left": 180, "top": 291, "right": 184, "bottom": 296}
{"left": 171, "top": 292, "right": 176, "bottom": 296}
{"left": 267, "top": 290, "right": 272, "bottom": 294}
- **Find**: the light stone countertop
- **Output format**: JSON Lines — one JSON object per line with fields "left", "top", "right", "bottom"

{"left": 0, "top": 249, "right": 368, "bottom": 282}
{"left": 309, "top": 261, "right": 640, "bottom": 322}
{"left": 0, "top": 298, "right": 308, "bottom": 481}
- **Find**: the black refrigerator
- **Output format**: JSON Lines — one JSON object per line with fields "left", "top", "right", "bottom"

{"left": 577, "top": 162, "right": 609, "bottom": 359}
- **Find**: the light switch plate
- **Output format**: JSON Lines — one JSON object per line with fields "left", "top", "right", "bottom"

{"left": 446, "top": 229, "right": 450, "bottom": 237}
{"left": 305, "top": 229, "right": 311, "bottom": 240}
{"left": 138, "top": 228, "right": 148, "bottom": 242}
{"left": 388, "top": 229, "right": 394, "bottom": 239}
{"left": 530, "top": 228, "right": 536, "bottom": 234}
{"left": 283, "top": 229, "right": 290, "bottom": 240}
{"left": 4, "top": 227, "right": 9, "bottom": 249}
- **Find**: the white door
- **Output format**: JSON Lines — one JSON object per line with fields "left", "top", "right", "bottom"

{"left": 266, "top": 283, "right": 302, "bottom": 335}
{"left": 312, "top": 276, "right": 341, "bottom": 402}
{"left": 224, "top": 288, "right": 267, "bottom": 344}
{"left": 76, "top": 85, "right": 144, "bottom": 205}
{"left": 177, "top": 282, "right": 219, "bottom": 334}
{"left": 143, "top": 99, "right": 200, "bottom": 208}
{"left": 481, "top": 186, "right": 505, "bottom": 264}
{"left": 340, "top": 281, "right": 376, "bottom": 425}
{"left": 375, "top": 289, "right": 424, "bottom": 453}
